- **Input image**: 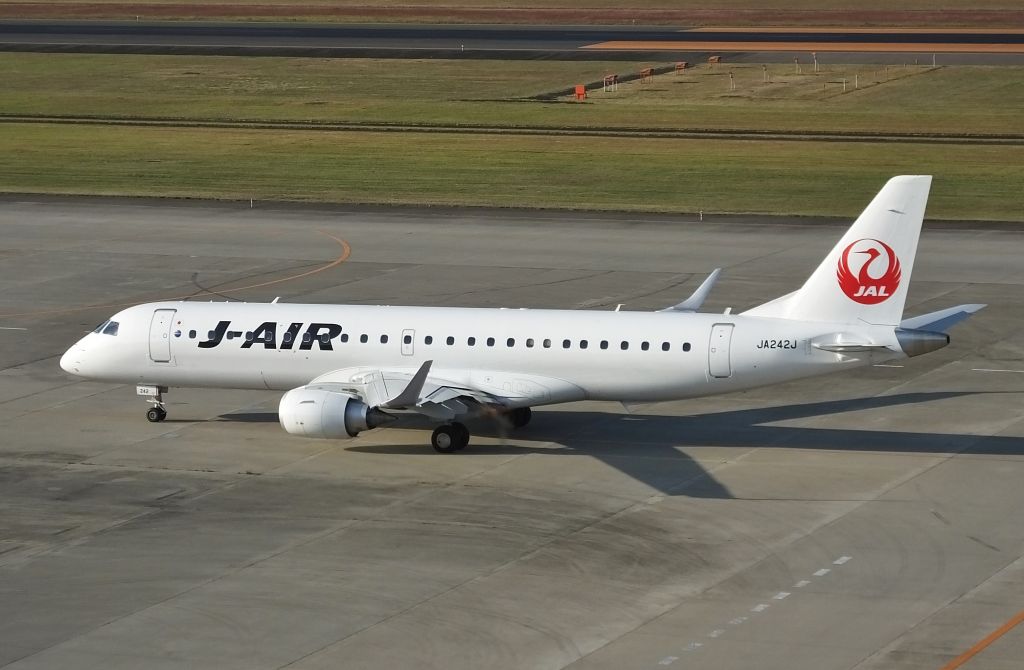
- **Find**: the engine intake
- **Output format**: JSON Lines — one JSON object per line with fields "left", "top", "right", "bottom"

{"left": 278, "top": 387, "right": 392, "bottom": 439}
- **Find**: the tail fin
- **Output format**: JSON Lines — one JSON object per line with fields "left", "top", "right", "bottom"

{"left": 744, "top": 175, "right": 932, "bottom": 326}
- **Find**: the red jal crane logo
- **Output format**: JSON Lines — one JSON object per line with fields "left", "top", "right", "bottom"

{"left": 837, "top": 238, "right": 901, "bottom": 304}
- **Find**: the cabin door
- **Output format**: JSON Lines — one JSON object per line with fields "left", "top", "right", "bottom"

{"left": 149, "top": 309, "right": 176, "bottom": 363}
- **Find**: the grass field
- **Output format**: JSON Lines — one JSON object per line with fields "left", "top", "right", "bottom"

{"left": 3, "top": 54, "right": 1024, "bottom": 136}
{"left": 3, "top": 123, "right": 1022, "bottom": 220}
{"left": 2, "top": 53, "right": 1022, "bottom": 219}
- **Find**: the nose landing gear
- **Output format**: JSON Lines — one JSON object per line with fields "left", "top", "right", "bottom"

{"left": 138, "top": 385, "right": 168, "bottom": 422}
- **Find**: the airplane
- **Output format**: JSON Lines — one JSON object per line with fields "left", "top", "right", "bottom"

{"left": 60, "top": 175, "right": 984, "bottom": 453}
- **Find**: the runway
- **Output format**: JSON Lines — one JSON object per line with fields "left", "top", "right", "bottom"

{"left": 1, "top": 197, "right": 1023, "bottom": 669}
{"left": 3, "top": 21, "right": 1024, "bottom": 63}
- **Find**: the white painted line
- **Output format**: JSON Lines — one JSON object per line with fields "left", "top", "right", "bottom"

{"left": 729, "top": 616, "right": 748, "bottom": 626}
{"left": 773, "top": 591, "right": 791, "bottom": 600}
{"left": 751, "top": 603, "right": 770, "bottom": 613}
{"left": 708, "top": 629, "right": 726, "bottom": 638}
{"left": 658, "top": 656, "right": 679, "bottom": 665}
{"left": 813, "top": 568, "right": 831, "bottom": 577}
{"left": 834, "top": 555, "right": 852, "bottom": 565}
{"left": 873, "top": 364, "right": 904, "bottom": 368}
{"left": 0, "top": 326, "right": 28, "bottom": 330}
{"left": 972, "top": 368, "right": 1024, "bottom": 374}
{"left": 794, "top": 580, "right": 811, "bottom": 588}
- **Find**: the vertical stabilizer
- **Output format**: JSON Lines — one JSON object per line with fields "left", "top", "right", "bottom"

{"left": 743, "top": 175, "right": 932, "bottom": 325}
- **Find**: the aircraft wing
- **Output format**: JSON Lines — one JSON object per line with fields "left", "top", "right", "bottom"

{"left": 306, "top": 363, "right": 586, "bottom": 421}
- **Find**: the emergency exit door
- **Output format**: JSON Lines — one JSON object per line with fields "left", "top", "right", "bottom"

{"left": 708, "top": 323, "right": 734, "bottom": 378}
{"left": 401, "top": 329, "right": 415, "bottom": 356}
{"left": 149, "top": 309, "right": 176, "bottom": 363}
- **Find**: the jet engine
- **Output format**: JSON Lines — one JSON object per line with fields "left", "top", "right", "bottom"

{"left": 278, "top": 387, "right": 392, "bottom": 439}
{"left": 895, "top": 328, "right": 950, "bottom": 358}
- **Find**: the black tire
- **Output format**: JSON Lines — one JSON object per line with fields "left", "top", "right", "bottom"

{"left": 452, "top": 422, "right": 470, "bottom": 450}
{"left": 146, "top": 407, "right": 165, "bottom": 423}
{"left": 510, "top": 407, "right": 532, "bottom": 429}
{"left": 431, "top": 425, "right": 459, "bottom": 453}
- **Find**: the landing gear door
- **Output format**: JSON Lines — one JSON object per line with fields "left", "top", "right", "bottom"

{"left": 708, "top": 323, "right": 734, "bottom": 378}
{"left": 149, "top": 309, "right": 176, "bottom": 363}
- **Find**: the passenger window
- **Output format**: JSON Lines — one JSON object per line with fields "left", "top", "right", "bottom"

{"left": 208, "top": 330, "right": 217, "bottom": 340}
{"left": 507, "top": 338, "right": 515, "bottom": 347}
{"left": 468, "top": 337, "right": 476, "bottom": 346}
{"left": 641, "top": 341, "right": 650, "bottom": 351}
{"left": 340, "top": 333, "right": 349, "bottom": 343}
{"left": 562, "top": 339, "right": 570, "bottom": 349}
{"left": 380, "top": 335, "right": 389, "bottom": 344}
{"left": 446, "top": 336, "right": 455, "bottom": 345}
{"left": 425, "top": 335, "right": 433, "bottom": 345}
{"left": 300, "top": 333, "right": 310, "bottom": 343}
{"left": 662, "top": 341, "right": 669, "bottom": 351}
{"left": 188, "top": 330, "right": 196, "bottom": 339}
{"left": 283, "top": 332, "right": 294, "bottom": 344}
{"left": 404, "top": 334, "right": 412, "bottom": 344}
{"left": 245, "top": 331, "right": 254, "bottom": 341}
{"left": 620, "top": 341, "right": 629, "bottom": 350}
{"left": 526, "top": 338, "right": 534, "bottom": 348}
{"left": 543, "top": 339, "right": 551, "bottom": 348}
{"left": 227, "top": 332, "right": 237, "bottom": 340}
{"left": 320, "top": 333, "right": 330, "bottom": 344}
{"left": 600, "top": 340, "right": 608, "bottom": 350}
{"left": 683, "top": 342, "right": 691, "bottom": 352}
{"left": 487, "top": 337, "right": 495, "bottom": 346}
{"left": 580, "top": 340, "right": 588, "bottom": 349}
{"left": 360, "top": 334, "right": 368, "bottom": 343}
{"left": 102, "top": 321, "right": 119, "bottom": 336}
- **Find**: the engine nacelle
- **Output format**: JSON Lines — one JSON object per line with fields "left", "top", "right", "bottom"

{"left": 895, "top": 328, "right": 950, "bottom": 358}
{"left": 278, "top": 387, "right": 390, "bottom": 439}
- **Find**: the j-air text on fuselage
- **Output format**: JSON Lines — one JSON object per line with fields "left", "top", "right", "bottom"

{"left": 60, "top": 176, "right": 984, "bottom": 453}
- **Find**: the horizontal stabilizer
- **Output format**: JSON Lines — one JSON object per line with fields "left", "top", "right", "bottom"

{"left": 660, "top": 268, "right": 721, "bottom": 312}
{"left": 900, "top": 304, "right": 986, "bottom": 333}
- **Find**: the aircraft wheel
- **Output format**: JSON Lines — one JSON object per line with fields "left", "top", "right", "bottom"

{"left": 452, "top": 422, "right": 470, "bottom": 450}
{"left": 432, "top": 425, "right": 459, "bottom": 453}
{"left": 509, "top": 407, "right": 532, "bottom": 429}
{"left": 146, "top": 407, "right": 167, "bottom": 423}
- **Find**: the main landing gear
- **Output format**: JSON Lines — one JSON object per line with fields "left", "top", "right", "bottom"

{"left": 429, "top": 407, "right": 533, "bottom": 454}
{"left": 431, "top": 423, "right": 470, "bottom": 453}
{"left": 138, "top": 385, "right": 168, "bottom": 423}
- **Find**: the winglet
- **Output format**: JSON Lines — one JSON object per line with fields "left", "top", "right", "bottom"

{"left": 379, "top": 360, "right": 433, "bottom": 409}
{"left": 660, "top": 268, "right": 722, "bottom": 312}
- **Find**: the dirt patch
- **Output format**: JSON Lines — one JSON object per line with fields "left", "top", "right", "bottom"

{"left": 2, "top": 4, "right": 1024, "bottom": 27}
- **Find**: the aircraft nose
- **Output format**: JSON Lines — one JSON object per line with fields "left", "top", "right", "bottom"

{"left": 60, "top": 345, "right": 81, "bottom": 375}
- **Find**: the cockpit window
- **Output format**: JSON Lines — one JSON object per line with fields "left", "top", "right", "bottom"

{"left": 92, "top": 320, "right": 109, "bottom": 333}
{"left": 101, "top": 321, "right": 119, "bottom": 336}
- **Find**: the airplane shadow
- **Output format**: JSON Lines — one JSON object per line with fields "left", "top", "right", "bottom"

{"left": 218, "top": 391, "right": 1022, "bottom": 499}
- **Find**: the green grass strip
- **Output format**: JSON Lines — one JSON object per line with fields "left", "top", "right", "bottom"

{"left": 2, "top": 123, "right": 1022, "bottom": 220}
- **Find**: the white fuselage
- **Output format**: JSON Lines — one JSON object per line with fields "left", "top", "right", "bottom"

{"left": 61, "top": 301, "right": 904, "bottom": 406}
